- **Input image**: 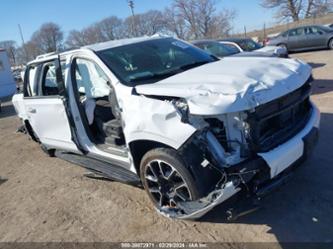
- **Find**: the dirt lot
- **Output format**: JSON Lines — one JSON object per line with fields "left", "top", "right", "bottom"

{"left": 0, "top": 50, "right": 333, "bottom": 243}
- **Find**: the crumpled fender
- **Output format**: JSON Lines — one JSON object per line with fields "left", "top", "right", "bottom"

{"left": 156, "top": 181, "right": 241, "bottom": 220}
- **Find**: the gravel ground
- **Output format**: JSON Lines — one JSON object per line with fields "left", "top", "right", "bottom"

{"left": 0, "top": 50, "right": 332, "bottom": 243}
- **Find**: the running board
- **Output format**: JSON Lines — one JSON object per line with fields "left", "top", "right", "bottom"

{"left": 55, "top": 151, "right": 141, "bottom": 186}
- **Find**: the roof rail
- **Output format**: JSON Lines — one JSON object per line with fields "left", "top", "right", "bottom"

{"left": 36, "top": 52, "right": 57, "bottom": 60}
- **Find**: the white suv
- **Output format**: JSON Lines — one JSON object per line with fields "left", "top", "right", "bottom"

{"left": 13, "top": 36, "right": 320, "bottom": 219}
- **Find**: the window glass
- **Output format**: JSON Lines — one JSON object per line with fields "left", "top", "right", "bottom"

{"left": 74, "top": 58, "right": 110, "bottom": 98}
{"left": 306, "top": 26, "right": 324, "bottom": 35}
{"left": 223, "top": 43, "right": 241, "bottom": 53}
{"left": 41, "top": 63, "right": 59, "bottom": 96}
{"left": 237, "top": 39, "right": 262, "bottom": 51}
{"left": 289, "top": 28, "right": 304, "bottom": 36}
{"left": 202, "top": 42, "right": 239, "bottom": 57}
{"left": 281, "top": 31, "right": 289, "bottom": 37}
{"left": 97, "top": 38, "right": 216, "bottom": 86}
{"left": 320, "top": 25, "right": 332, "bottom": 32}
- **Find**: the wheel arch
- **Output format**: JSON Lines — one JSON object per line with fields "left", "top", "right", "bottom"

{"left": 129, "top": 140, "right": 174, "bottom": 176}
{"left": 328, "top": 37, "right": 333, "bottom": 47}
{"left": 129, "top": 134, "right": 222, "bottom": 197}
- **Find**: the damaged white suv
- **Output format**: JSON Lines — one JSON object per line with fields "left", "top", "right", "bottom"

{"left": 13, "top": 36, "right": 320, "bottom": 219}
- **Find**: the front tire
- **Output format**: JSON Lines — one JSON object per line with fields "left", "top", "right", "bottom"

{"left": 140, "top": 148, "right": 201, "bottom": 209}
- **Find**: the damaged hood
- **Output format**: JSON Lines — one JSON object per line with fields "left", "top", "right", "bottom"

{"left": 135, "top": 57, "right": 311, "bottom": 115}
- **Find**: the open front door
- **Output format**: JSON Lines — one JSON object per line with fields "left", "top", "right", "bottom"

{"left": 23, "top": 56, "right": 83, "bottom": 153}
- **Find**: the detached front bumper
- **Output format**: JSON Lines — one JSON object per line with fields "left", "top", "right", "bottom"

{"left": 258, "top": 103, "right": 320, "bottom": 178}
{"left": 158, "top": 103, "right": 320, "bottom": 220}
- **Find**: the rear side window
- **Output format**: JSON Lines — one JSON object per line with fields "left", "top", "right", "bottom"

{"left": 289, "top": 28, "right": 304, "bottom": 37}
{"left": 305, "top": 26, "right": 324, "bottom": 35}
{"left": 281, "top": 31, "right": 289, "bottom": 37}
{"left": 40, "top": 63, "right": 59, "bottom": 96}
{"left": 24, "top": 59, "right": 65, "bottom": 98}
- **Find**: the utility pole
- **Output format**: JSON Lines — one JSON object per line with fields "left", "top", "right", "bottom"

{"left": 18, "top": 24, "right": 28, "bottom": 62}
{"left": 18, "top": 24, "right": 25, "bottom": 45}
{"left": 127, "top": 0, "right": 137, "bottom": 37}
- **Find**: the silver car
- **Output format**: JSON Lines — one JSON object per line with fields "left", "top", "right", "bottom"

{"left": 268, "top": 25, "right": 333, "bottom": 52}
{"left": 192, "top": 40, "right": 288, "bottom": 58}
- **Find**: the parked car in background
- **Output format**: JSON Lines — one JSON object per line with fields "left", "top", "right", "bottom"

{"left": 0, "top": 48, "right": 16, "bottom": 110}
{"left": 192, "top": 40, "right": 240, "bottom": 57}
{"left": 13, "top": 36, "right": 319, "bottom": 219}
{"left": 219, "top": 38, "right": 288, "bottom": 58}
{"left": 267, "top": 25, "right": 333, "bottom": 52}
{"left": 192, "top": 40, "right": 288, "bottom": 58}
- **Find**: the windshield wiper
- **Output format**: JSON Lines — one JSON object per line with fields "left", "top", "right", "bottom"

{"left": 129, "top": 70, "right": 181, "bottom": 83}
{"left": 179, "top": 61, "right": 211, "bottom": 71}
{"left": 129, "top": 61, "right": 212, "bottom": 83}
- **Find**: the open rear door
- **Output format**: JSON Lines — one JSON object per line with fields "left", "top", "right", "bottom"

{"left": 23, "top": 56, "right": 84, "bottom": 153}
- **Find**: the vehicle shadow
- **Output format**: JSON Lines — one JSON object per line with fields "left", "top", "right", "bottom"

{"left": 0, "top": 102, "right": 17, "bottom": 119}
{"left": 311, "top": 79, "right": 333, "bottom": 95}
{"left": 308, "top": 62, "right": 326, "bottom": 69}
{"left": 0, "top": 177, "right": 8, "bottom": 186}
{"left": 289, "top": 48, "right": 329, "bottom": 55}
{"left": 200, "top": 112, "right": 333, "bottom": 243}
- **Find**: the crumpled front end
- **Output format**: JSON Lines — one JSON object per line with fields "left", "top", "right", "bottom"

{"left": 158, "top": 182, "right": 241, "bottom": 219}
{"left": 156, "top": 81, "right": 320, "bottom": 220}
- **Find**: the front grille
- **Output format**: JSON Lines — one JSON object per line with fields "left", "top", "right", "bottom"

{"left": 247, "top": 80, "right": 312, "bottom": 153}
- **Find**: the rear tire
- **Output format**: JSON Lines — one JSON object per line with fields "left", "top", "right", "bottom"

{"left": 140, "top": 148, "right": 201, "bottom": 209}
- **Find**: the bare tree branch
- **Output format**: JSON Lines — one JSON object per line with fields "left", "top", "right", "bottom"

{"left": 31, "top": 22, "right": 63, "bottom": 53}
{"left": 262, "top": 0, "right": 333, "bottom": 21}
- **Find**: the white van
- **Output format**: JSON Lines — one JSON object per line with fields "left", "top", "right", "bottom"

{"left": 0, "top": 48, "right": 16, "bottom": 109}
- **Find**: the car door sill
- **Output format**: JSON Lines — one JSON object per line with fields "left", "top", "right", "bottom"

{"left": 54, "top": 150, "right": 141, "bottom": 187}
{"left": 96, "top": 143, "right": 129, "bottom": 158}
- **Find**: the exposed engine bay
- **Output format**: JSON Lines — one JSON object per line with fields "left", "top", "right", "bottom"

{"left": 155, "top": 80, "right": 319, "bottom": 219}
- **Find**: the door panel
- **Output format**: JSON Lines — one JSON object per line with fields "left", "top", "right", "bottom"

{"left": 288, "top": 28, "right": 307, "bottom": 50}
{"left": 305, "top": 27, "right": 326, "bottom": 48}
{"left": 24, "top": 97, "right": 80, "bottom": 151}
{"left": 22, "top": 57, "right": 81, "bottom": 153}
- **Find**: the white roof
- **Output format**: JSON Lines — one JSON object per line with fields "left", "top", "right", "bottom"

{"left": 28, "top": 35, "right": 169, "bottom": 64}
{"left": 84, "top": 36, "right": 165, "bottom": 51}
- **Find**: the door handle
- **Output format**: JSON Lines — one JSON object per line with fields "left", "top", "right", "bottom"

{"left": 28, "top": 108, "right": 37, "bottom": 114}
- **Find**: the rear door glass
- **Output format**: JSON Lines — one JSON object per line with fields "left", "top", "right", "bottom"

{"left": 40, "top": 63, "right": 59, "bottom": 96}
{"left": 289, "top": 28, "right": 304, "bottom": 36}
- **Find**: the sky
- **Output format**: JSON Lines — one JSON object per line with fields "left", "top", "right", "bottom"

{"left": 0, "top": 0, "right": 276, "bottom": 45}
